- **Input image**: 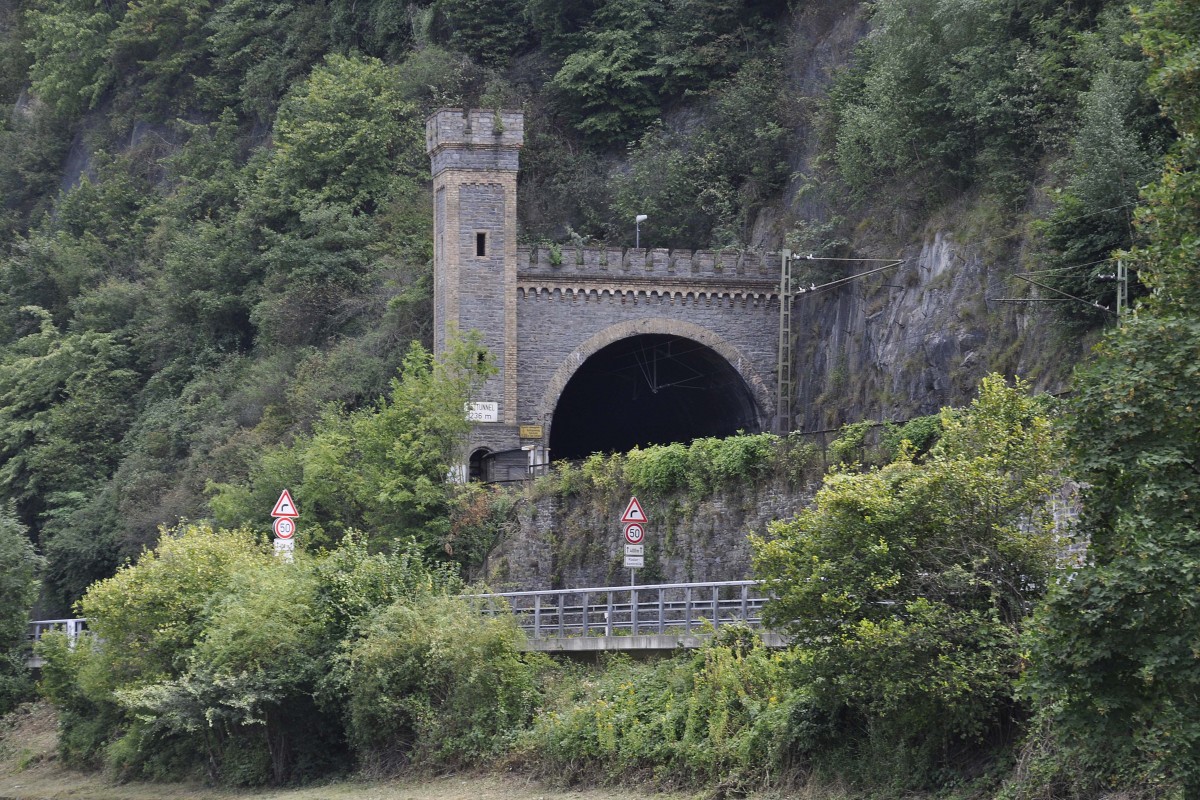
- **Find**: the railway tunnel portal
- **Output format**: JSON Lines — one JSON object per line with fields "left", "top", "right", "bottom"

{"left": 427, "top": 109, "right": 785, "bottom": 477}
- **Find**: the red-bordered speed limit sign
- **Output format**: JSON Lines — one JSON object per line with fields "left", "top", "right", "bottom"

{"left": 273, "top": 517, "right": 296, "bottom": 539}
{"left": 624, "top": 522, "right": 644, "bottom": 545}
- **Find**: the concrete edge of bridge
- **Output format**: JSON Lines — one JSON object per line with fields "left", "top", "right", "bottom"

{"left": 523, "top": 631, "right": 790, "bottom": 653}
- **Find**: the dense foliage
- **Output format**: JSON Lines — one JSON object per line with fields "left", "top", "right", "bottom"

{"left": 37, "top": 522, "right": 542, "bottom": 784}
{"left": 521, "top": 630, "right": 799, "bottom": 791}
{"left": 1016, "top": 1, "right": 1200, "bottom": 795}
{"left": 754, "top": 375, "right": 1063, "bottom": 790}
{"left": 208, "top": 334, "right": 494, "bottom": 561}
{"left": 3, "top": 1, "right": 1199, "bottom": 796}
{"left": 0, "top": 0, "right": 1175, "bottom": 621}
{"left": 0, "top": 504, "right": 43, "bottom": 713}
{"left": 826, "top": 0, "right": 1171, "bottom": 311}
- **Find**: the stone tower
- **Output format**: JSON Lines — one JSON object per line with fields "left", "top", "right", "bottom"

{"left": 426, "top": 108, "right": 525, "bottom": 457}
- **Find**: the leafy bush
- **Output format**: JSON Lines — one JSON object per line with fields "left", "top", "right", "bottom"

{"left": 1018, "top": 7, "right": 1200, "bottom": 783}
{"left": 546, "top": 0, "right": 777, "bottom": 149}
{"left": 611, "top": 59, "right": 789, "bottom": 247}
{"left": 209, "top": 335, "right": 494, "bottom": 557}
{"left": 828, "top": 0, "right": 1133, "bottom": 204}
{"left": 335, "top": 594, "right": 544, "bottom": 771}
{"left": 754, "top": 375, "right": 1064, "bottom": 789}
{"left": 520, "top": 632, "right": 799, "bottom": 790}
{"left": 553, "top": 433, "right": 784, "bottom": 501}
{"left": 34, "top": 631, "right": 123, "bottom": 768}
{"left": 429, "top": 0, "right": 531, "bottom": 68}
{"left": 1035, "top": 15, "right": 1164, "bottom": 326}
{"left": 109, "top": 557, "right": 343, "bottom": 784}
{"left": 826, "top": 419, "right": 875, "bottom": 465}
{"left": 0, "top": 505, "right": 42, "bottom": 713}
{"left": 622, "top": 442, "right": 689, "bottom": 496}
{"left": 547, "top": 0, "right": 665, "bottom": 146}
{"left": 39, "top": 522, "right": 487, "bottom": 784}
{"left": 880, "top": 413, "right": 945, "bottom": 460}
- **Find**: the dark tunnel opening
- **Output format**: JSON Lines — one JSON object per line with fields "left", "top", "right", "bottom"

{"left": 548, "top": 334, "right": 762, "bottom": 460}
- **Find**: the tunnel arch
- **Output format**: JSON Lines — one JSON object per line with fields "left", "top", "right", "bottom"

{"left": 540, "top": 320, "right": 772, "bottom": 460}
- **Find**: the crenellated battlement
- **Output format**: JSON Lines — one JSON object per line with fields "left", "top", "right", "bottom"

{"left": 427, "top": 108, "right": 524, "bottom": 179}
{"left": 426, "top": 108, "right": 524, "bottom": 151}
{"left": 516, "top": 245, "right": 783, "bottom": 283}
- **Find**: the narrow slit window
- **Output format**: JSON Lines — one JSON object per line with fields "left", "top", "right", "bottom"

{"left": 476, "top": 232, "right": 487, "bottom": 257}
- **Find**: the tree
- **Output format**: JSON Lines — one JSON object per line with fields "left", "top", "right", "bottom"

{"left": 754, "top": 375, "right": 1063, "bottom": 785}
{"left": 209, "top": 333, "right": 494, "bottom": 558}
{"left": 39, "top": 522, "right": 477, "bottom": 783}
{"left": 335, "top": 594, "right": 541, "bottom": 770}
{"left": 430, "top": 0, "right": 530, "bottom": 69}
{"left": 1037, "top": 8, "right": 1167, "bottom": 325}
{"left": 1021, "top": 1, "right": 1200, "bottom": 793}
{"left": 548, "top": 0, "right": 665, "bottom": 146}
{"left": 0, "top": 504, "right": 43, "bottom": 713}
{"left": 24, "top": 0, "right": 118, "bottom": 116}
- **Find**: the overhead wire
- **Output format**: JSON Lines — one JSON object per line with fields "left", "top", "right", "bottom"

{"left": 785, "top": 200, "right": 1142, "bottom": 366}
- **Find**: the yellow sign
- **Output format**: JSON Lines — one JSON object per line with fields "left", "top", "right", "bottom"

{"left": 519, "top": 425, "right": 543, "bottom": 439}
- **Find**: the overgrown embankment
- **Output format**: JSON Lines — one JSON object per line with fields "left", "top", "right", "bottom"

{"left": 480, "top": 434, "right": 821, "bottom": 590}
{"left": 479, "top": 419, "right": 950, "bottom": 590}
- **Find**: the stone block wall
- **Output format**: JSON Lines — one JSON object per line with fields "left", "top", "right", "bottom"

{"left": 513, "top": 288, "right": 782, "bottom": 439}
{"left": 479, "top": 477, "right": 815, "bottom": 590}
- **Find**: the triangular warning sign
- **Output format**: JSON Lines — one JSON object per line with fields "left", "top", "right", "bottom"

{"left": 621, "top": 496, "right": 647, "bottom": 524}
{"left": 271, "top": 489, "right": 299, "bottom": 518}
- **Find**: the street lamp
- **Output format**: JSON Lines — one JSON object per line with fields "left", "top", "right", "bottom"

{"left": 635, "top": 214, "right": 648, "bottom": 249}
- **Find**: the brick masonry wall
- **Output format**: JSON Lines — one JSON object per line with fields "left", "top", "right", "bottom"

{"left": 517, "top": 244, "right": 782, "bottom": 282}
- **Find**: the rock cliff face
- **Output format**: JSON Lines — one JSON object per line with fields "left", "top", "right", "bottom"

{"left": 767, "top": 0, "right": 1082, "bottom": 432}
{"left": 791, "top": 229, "right": 1080, "bottom": 434}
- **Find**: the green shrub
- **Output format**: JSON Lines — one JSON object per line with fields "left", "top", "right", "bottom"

{"left": 624, "top": 442, "right": 689, "bottom": 495}
{"left": 880, "top": 413, "right": 945, "bottom": 461}
{"left": 826, "top": 420, "right": 875, "bottom": 465}
{"left": 755, "top": 375, "right": 1064, "bottom": 790}
{"left": 336, "top": 594, "right": 544, "bottom": 771}
{"left": 520, "top": 632, "right": 799, "bottom": 790}
{"left": 0, "top": 505, "right": 42, "bottom": 713}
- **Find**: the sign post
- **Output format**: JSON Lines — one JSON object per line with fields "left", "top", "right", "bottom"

{"left": 271, "top": 490, "right": 299, "bottom": 562}
{"left": 621, "top": 497, "right": 648, "bottom": 585}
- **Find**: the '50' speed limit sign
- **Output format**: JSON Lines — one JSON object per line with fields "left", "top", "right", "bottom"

{"left": 624, "top": 522, "right": 644, "bottom": 545}
{"left": 273, "top": 517, "right": 296, "bottom": 539}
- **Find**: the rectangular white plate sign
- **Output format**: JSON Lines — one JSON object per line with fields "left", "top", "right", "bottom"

{"left": 465, "top": 402, "right": 499, "bottom": 422}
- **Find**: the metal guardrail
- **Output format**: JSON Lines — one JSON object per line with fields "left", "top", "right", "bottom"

{"left": 27, "top": 581, "right": 773, "bottom": 660}
{"left": 470, "top": 580, "right": 770, "bottom": 639}
{"left": 27, "top": 618, "right": 88, "bottom": 645}
{"left": 25, "top": 618, "right": 89, "bottom": 667}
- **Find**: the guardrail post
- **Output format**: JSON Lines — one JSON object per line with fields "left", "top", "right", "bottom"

{"left": 657, "top": 588, "right": 665, "bottom": 634}
{"left": 533, "top": 594, "right": 542, "bottom": 639}
{"left": 631, "top": 588, "right": 639, "bottom": 635}
{"left": 741, "top": 583, "right": 749, "bottom": 621}
{"left": 712, "top": 585, "right": 720, "bottom": 629}
{"left": 605, "top": 589, "right": 614, "bottom": 637}
{"left": 685, "top": 586, "right": 693, "bottom": 632}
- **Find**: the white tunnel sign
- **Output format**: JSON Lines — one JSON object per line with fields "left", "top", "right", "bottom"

{"left": 465, "top": 402, "right": 499, "bottom": 422}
